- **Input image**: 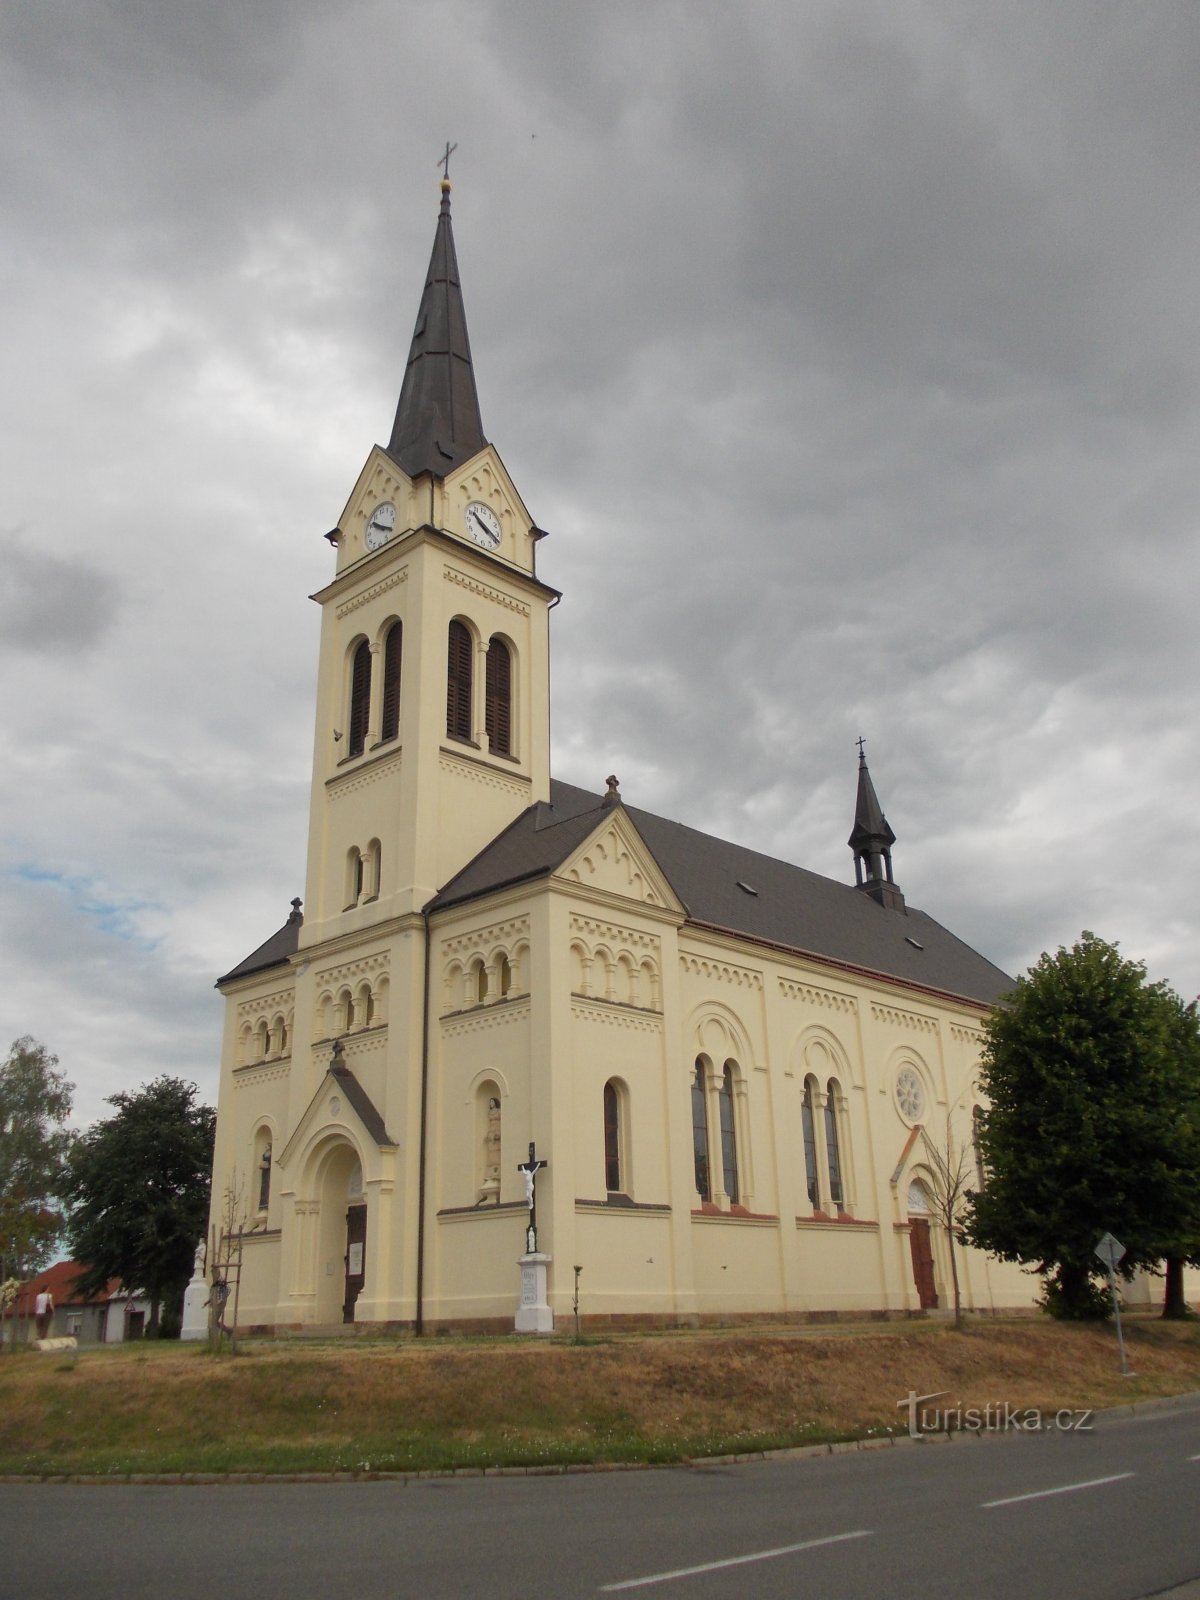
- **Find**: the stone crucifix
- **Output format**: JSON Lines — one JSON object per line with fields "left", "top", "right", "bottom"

{"left": 517, "top": 1142, "right": 548, "bottom": 1254}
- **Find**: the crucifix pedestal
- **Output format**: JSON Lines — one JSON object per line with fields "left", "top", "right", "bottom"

{"left": 515, "top": 1252, "right": 554, "bottom": 1334}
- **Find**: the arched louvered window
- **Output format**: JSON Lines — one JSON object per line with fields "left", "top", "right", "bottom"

{"left": 380, "top": 622, "right": 402, "bottom": 743}
{"left": 485, "top": 636, "right": 512, "bottom": 756}
{"left": 719, "top": 1063, "right": 739, "bottom": 1205}
{"left": 447, "top": 620, "right": 473, "bottom": 741}
{"left": 824, "top": 1078, "right": 843, "bottom": 1212}
{"left": 604, "top": 1081, "right": 622, "bottom": 1193}
{"left": 691, "top": 1058, "right": 710, "bottom": 1202}
{"left": 347, "top": 639, "right": 372, "bottom": 758}
{"left": 801, "top": 1077, "right": 819, "bottom": 1208}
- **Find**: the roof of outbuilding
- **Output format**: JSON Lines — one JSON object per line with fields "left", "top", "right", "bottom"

{"left": 432, "top": 780, "right": 1013, "bottom": 1007}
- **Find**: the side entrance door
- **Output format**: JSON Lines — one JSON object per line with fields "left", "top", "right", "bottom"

{"left": 343, "top": 1203, "right": 367, "bottom": 1324}
{"left": 908, "top": 1218, "right": 939, "bottom": 1310}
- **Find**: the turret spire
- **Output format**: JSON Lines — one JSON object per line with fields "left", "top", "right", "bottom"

{"left": 848, "top": 740, "right": 904, "bottom": 911}
{"left": 386, "top": 176, "right": 487, "bottom": 479}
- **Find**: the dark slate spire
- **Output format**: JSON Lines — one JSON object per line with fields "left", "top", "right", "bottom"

{"left": 848, "top": 741, "right": 904, "bottom": 911}
{"left": 386, "top": 178, "right": 487, "bottom": 479}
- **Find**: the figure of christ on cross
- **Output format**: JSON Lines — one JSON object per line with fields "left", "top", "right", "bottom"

{"left": 517, "top": 1142, "right": 548, "bottom": 1254}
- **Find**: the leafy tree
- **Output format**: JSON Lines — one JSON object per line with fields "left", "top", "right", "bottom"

{"left": 67, "top": 1077, "right": 215, "bottom": 1336}
{"left": 0, "top": 1037, "right": 74, "bottom": 1288}
{"left": 964, "top": 933, "right": 1200, "bottom": 1319}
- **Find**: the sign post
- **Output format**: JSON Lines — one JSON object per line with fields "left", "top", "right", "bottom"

{"left": 1094, "top": 1232, "right": 1134, "bottom": 1377}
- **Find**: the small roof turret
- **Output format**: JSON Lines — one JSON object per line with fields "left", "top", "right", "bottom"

{"left": 848, "top": 740, "right": 904, "bottom": 912}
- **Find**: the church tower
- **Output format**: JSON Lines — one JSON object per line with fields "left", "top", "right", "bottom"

{"left": 300, "top": 176, "right": 556, "bottom": 946}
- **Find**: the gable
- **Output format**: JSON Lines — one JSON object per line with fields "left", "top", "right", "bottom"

{"left": 554, "top": 809, "right": 683, "bottom": 914}
{"left": 442, "top": 446, "right": 538, "bottom": 572}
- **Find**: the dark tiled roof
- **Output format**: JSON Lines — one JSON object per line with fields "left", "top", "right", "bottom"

{"left": 386, "top": 182, "right": 487, "bottom": 480}
{"left": 433, "top": 780, "right": 1013, "bottom": 1007}
{"left": 330, "top": 1064, "right": 396, "bottom": 1149}
{"left": 217, "top": 913, "right": 301, "bottom": 986}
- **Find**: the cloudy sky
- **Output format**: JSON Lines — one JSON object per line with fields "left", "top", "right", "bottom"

{"left": 2, "top": 1, "right": 1198, "bottom": 1127}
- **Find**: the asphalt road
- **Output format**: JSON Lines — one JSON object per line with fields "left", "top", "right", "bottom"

{"left": 3, "top": 1398, "right": 1198, "bottom": 1599}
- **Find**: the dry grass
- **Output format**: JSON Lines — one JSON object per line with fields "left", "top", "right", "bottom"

{"left": 0, "top": 1316, "right": 1197, "bottom": 1477}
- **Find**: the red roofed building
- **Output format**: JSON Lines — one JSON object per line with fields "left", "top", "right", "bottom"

{"left": 2, "top": 1260, "right": 152, "bottom": 1344}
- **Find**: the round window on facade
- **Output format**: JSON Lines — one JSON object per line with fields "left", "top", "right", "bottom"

{"left": 894, "top": 1065, "right": 926, "bottom": 1124}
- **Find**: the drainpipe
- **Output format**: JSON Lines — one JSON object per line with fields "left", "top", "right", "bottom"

{"left": 414, "top": 904, "right": 433, "bottom": 1336}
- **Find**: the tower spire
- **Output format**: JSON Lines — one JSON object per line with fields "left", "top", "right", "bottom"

{"left": 386, "top": 174, "right": 487, "bottom": 479}
{"left": 848, "top": 740, "right": 904, "bottom": 911}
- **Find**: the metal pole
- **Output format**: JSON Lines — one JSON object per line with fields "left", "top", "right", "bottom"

{"left": 1108, "top": 1267, "right": 1133, "bottom": 1376}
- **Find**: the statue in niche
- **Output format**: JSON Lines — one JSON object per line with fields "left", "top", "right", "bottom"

{"left": 480, "top": 1095, "right": 501, "bottom": 1204}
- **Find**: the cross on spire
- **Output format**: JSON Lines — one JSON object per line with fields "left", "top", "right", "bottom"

{"left": 438, "top": 141, "right": 458, "bottom": 180}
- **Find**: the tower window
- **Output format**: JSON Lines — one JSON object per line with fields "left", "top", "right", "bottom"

{"left": 380, "top": 622, "right": 402, "bottom": 743}
{"left": 447, "top": 620, "right": 473, "bottom": 741}
{"left": 485, "top": 636, "right": 512, "bottom": 756}
{"left": 347, "top": 639, "right": 372, "bottom": 759}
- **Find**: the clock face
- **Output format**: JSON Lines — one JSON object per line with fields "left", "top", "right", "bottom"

{"left": 464, "top": 500, "right": 502, "bottom": 550}
{"left": 365, "top": 502, "right": 396, "bottom": 550}
{"left": 895, "top": 1066, "right": 926, "bottom": 1123}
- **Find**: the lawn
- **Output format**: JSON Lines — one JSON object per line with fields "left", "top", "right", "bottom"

{"left": 1, "top": 1316, "right": 1197, "bottom": 1478}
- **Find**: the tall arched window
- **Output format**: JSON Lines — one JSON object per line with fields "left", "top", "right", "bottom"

{"left": 824, "top": 1078, "right": 843, "bottom": 1212}
{"left": 380, "top": 622, "right": 402, "bottom": 742}
{"left": 691, "top": 1058, "right": 711, "bottom": 1201}
{"left": 485, "top": 636, "right": 512, "bottom": 756}
{"left": 257, "top": 1144, "right": 272, "bottom": 1212}
{"left": 347, "top": 639, "right": 371, "bottom": 758}
{"left": 604, "top": 1081, "right": 622, "bottom": 1193}
{"left": 447, "top": 620, "right": 473, "bottom": 741}
{"left": 801, "top": 1077, "right": 819, "bottom": 1208}
{"left": 719, "top": 1063, "right": 739, "bottom": 1204}
{"left": 972, "top": 1106, "right": 987, "bottom": 1190}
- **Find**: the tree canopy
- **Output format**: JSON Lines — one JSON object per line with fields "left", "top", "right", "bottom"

{"left": 0, "top": 1037, "right": 74, "bottom": 1278}
{"left": 964, "top": 932, "right": 1200, "bottom": 1318}
{"left": 67, "top": 1076, "right": 215, "bottom": 1335}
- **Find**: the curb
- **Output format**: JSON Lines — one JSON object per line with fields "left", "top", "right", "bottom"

{"left": 2, "top": 1389, "right": 1197, "bottom": 1488}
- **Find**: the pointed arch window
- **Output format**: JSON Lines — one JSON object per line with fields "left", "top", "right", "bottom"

{"left": 380, "top": 622, "right": 402, "bottom": 743}
{"left": 446, "top": 620, "right": 473, "bottom": 741}
{"left": 718, "top": 1063, "right": 739, "bottom": 1205}
{"left": 347, "top": 639, "right": 372, "bottom": 759}
{"left": 824, "top": 1078, "right": 843, "bottom": 1212}
{"left": 801, "top": 1077, "right": 819, "bottom": 1208}
{"left": 485, "top": 636, "right": 512, "bottom": 756}
{"left": 691, "top": 1059, "right": 711, "bottom": 1202}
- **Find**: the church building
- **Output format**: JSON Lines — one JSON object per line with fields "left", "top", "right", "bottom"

{"left": 207, "top": 179, "right": 1036, "bottom": 1331}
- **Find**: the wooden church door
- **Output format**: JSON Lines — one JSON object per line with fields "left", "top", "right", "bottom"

{"left": 343, "top": 1204, "right": 367, "bottom": 1324}
{"left": 908, "top": 1218, "right": 938, "bottom": 1310}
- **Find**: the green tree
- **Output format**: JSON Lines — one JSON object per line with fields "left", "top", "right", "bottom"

{"left": 0, "top": 1037, "right": 74, "bottom": 1290}
{"left": 964, "top": 933, "right": 1200, "bottom": 1319}
{"left": 67, "top": 1077, "right": 215, "bottom": 1336}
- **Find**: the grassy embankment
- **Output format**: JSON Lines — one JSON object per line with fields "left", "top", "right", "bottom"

{"left": 1, "top": 1317, "right": 1197, "bottom": 1478}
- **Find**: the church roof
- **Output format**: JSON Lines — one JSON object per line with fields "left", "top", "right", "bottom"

{"left": 216, "top": 900, "right": 302, "bottom": 986}
{"left": 385, "top": 180, "right": 487, "bottom": 479}
{"left": 431, "top": 780, "right": 1013, "bottom": 1007}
